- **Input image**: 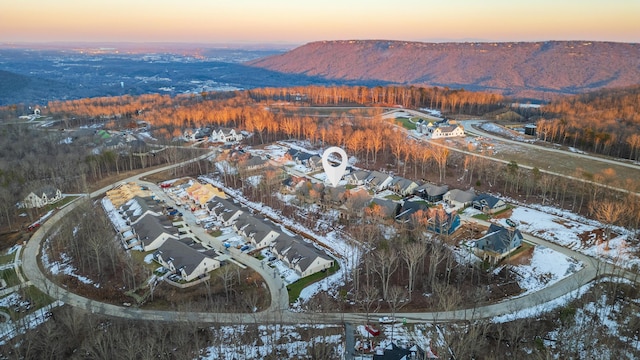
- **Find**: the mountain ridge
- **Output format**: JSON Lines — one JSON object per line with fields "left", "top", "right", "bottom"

{"left": 247, "top": 40, "right": 640, "bottom": 100}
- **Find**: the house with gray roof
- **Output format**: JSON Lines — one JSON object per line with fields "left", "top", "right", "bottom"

{"left": 388, "top": 177, "right": 419, "bottom": 196}
{"left": 365, "top": 171, "right": 393, "bottom": 191}
{"left": 154, "top": 240, "right": 220, "bottom": 282}
{"left": 348, "top": 170, "right": 371, "bottom": 186}
{"left": 473, "top": 193, "right": 507, "bottom": 214}
{"left": 369, "top": 198, "right": 400, "bottom": 219}
{"left": 233, "top": 214, "right": 280, "bottom": 248}
{"left": 271, "top": 234, "right": 334, "bottom": 277}
{"left": 472, "top": 224, "right": 523, "bottom": 264}
{"left": 208, "top": 198, "right": 244, "bottom": 226}
{"left": 443, "top": 189, "right": 476, "bottom": 210}
{"left": 120, "top": 196, "right": 164, "bottom": 224}
{"left": 135, "top": 214, "right": 180, "bottom": 251}
{"left": 416, "top": 183, "right": 449, "bottom": 202}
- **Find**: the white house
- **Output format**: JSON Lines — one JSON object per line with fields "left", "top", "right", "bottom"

{"left": 21, "top": 186, "right": 63, "bottom": 208}
{"left": 212, "top": 128, "right": 243, "bottom": 143}
{"left": 420, "top": 121, "right": 465, "bottom": 139}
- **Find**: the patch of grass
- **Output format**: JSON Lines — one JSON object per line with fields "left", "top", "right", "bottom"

{"left": 255, "top": 254, "right": 265, "bottom": 261}
{"left": 395, "top": 117, "right": 416, "bottom": 130}
{"left": 0, "top": 268, "right": 21, "bottom": 288}
{"left": 209, "top": 229, "right": 223, "bottom": 237}
{"left": 0, "top": 253, "right": 15, "bottom": 265}
{"left": 384, "top": 194, "right": 402, "bottom": 201}
{"left": 287, "top": 262, "right": 340, "bottom": 304}
{"left": 472, "top": 213, "right": 491, "bottom": 221}
{"left": 492, "top": 205, "right": 513, "bottom": 216}
{"left": 130, "top": 250, "right": 157, "bottom": 273}
{"left": 506, "top": 242, "right": 533, "bottom": 259}
{"left": 345, "top": 184, "right": 356, "bottom": 190}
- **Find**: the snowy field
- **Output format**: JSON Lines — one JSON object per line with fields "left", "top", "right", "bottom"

{"left": 506, "top": 205, "right": 638, "bottom": 269}
{"left": 508, "top": 246, "right": 582, "bottom": 296}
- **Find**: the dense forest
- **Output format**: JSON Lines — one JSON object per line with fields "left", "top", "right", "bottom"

{"left": 539, "top": 85, "right": 640, "bottom": 160}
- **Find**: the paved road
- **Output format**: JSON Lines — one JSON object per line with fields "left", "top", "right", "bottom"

{"left": 19, "top": 145, "right": 640, "bottom": 325}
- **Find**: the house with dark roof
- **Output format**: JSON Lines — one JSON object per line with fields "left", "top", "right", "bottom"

{"left": 20, "top": 186, "right": 63, "bottom": 209}
{"left": 473, "top": 224, "right": 523, "bottom": 264}
{"left": 472, "top": 193, "right": 507, "bottom": 214}
{"left": 120, "top": 196, "right": 164, "bottom": 224}
{"left": 271, "top": 234, "right": 334, "bottom": 277}
{"left": 233, "top": 214, "right": 280, "bottom": 249}
{"left": 426, "top": 206, "right": 460, "bottom": 235}
{"left": 154, "top": 240, "right": 220, "bottom": 282}
{"left": 135, "top": 214, "right": 180, "bottom": 251}
{"left": 415, "top": 183, "right": 449, "bottom": 202}
{"left": 207, "top": 198, "right": 244, "bottom": 226}
{"left": 395, "top": 200, "right": 430, "bottom": 223}
{"left": 369, "top": 198, "right": 400, "bottom": 219}
{"left": 443, "top": 188, "right": 476, "bottom": 210}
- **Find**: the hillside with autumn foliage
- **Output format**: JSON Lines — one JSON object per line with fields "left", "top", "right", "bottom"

{"left": 539, "top": 85, "right": 640, "bottom": 159}
{"left": 248, "top": 40, "right": 640, "bottom": 100}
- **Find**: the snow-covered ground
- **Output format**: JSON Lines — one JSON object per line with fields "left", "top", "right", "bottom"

{"left": 508, "top": 246, "right": 582, "bottom": 296}
{"left": 506, "top": 205, "right": 638, "bottom": 269}
{"left": 480, "top": 122, "right": 528, "bottom": 141}
{"left": 199, "top": 324, "right": 344, "bottom": 360}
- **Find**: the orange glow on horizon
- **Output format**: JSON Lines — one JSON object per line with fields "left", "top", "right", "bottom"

{"left": 1, "top": 0, "right": 638, "bottom": 44}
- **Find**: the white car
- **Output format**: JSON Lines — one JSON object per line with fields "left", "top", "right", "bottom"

{"left": 379, "top": 316, "right": 396, "bottom": 324}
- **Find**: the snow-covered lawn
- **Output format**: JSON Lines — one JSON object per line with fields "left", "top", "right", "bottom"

{"left": 507, "top": 205, "right": 638, "bottom": 269}
{"left": 509, "top": 246, "right": 582, "bottom": 296}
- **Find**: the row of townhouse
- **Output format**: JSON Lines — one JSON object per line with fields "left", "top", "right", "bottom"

{"left": 102, "top": 195, "right": 221, "bottom": 283}
{"left": 347, "top": 169, "right": 507, "bottom": 214}
{"left": 205, "top": 196, "right": 335, "bottom": 278}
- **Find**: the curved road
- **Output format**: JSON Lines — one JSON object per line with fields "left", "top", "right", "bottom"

{"left": 20, "top": 144, "right": 640, "bottom": 325}
{"left": 461, "top": 119, "right": 640, "bottom": 171}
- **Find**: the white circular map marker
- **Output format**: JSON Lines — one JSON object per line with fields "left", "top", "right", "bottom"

{"left": 321, "top": 146, "right": 348, "bottom": 188}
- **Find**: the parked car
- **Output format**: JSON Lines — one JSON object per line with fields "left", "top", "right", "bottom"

{"left": 240, "top": 245, "right": 250, "bottom": 252}
{"left": 506, "top": 219, "right": 517, "bottom": 227}
{"left": 378, "top": 316, "right": 396, "bottom": 324}
{"left": 268, "top": 256, "right": 277, "bottom": 262}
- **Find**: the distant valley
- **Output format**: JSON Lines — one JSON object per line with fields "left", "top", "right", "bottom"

{"left": 0, "top": 47, "right": 368, "bottom": 106}
{"left": 248, "top": 40, "right": 640, "bottom": 100}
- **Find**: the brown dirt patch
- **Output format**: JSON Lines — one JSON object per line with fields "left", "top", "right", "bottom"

{"left": 578, "top": 228, "right": 618, "bottom": 247}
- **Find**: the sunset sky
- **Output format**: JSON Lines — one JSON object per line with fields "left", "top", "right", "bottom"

{"left": 1, "top": 0, "right": 638, "bottom": 45}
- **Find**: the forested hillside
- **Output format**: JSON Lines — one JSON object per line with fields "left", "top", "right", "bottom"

{"left": 539, "top": 85, "right": 640, "bottom": 159}
{"left": 248, "top": 40, "right": 640, "bottom": 100}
